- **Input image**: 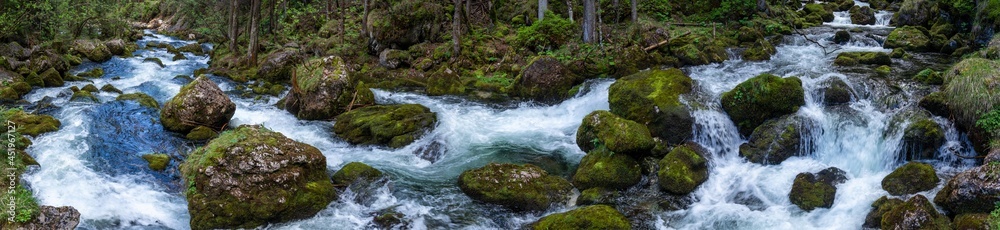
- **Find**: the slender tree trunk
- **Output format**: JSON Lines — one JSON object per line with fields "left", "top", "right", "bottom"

{"left": 613, "top": 0, "right": 619, "bottom": 23}
{"left": 567, "top": 0, "right": 574, "bottom": 22}
{"left": 248, "top": 0, "right": 262, "bottom": 64}
{"left": 452, "top": 0, "right": 462, "bottom": 60}
{"left": 631, "top": 0, "right": 637, "bottom": 24}
{"left": 538, "top": 0, "right": 547, "bottom": 20}
{"left": 339, "top": 0, "right": 345, "bottom": 43}
{"left": 229, "top": 0, "right": 239, "bottom": 53}
{"left": 362, "top": 0, "right": 369, "bottom": 37}
{"left": 583, "top": 0, "right": 596, "bottom": 43}
{"left": 268, "top": 0, "right": 277, "bottom": 34}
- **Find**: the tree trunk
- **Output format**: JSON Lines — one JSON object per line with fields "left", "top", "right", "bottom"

{"left": 229, "top": 0, "right": 239, "bottom": 53}
{"left": 538, "top": 0, "right": 548, "bottom": 20}
{"left": 248, "top": 0, "right": 262, "bottom": 65}
{"left": 567, "top": 0, "right": 574, "bottom": 22}
{"left": 631, "top": 0, "right": 637, "bottom": 24}
{"left": 362, "top": 0, "right": 369, "bottom": 38}
{"left": 267, "top": 0, "right": 277, "bottom": 34}
{"left": 452, "top": 0, "right": 462, "bottom": 60}
{"left": 583, "top": 0, "right": 596, "bottom": 43}
{"left": 339, "top": 0, "right": 345, "bottom": 43}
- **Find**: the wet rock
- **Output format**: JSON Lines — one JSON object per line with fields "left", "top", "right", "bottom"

{"left": 608, "top": 68, "right": 693, "bottom": 144}
{"left": 669, "top": 34, "right": 729, "bottom": 65}
{"left": 722, "top": 73, "right": 804, "bottom": 136}
{"left": 901, "top": 118, "right": 944, "bottom": 160}
{"left": 882, "top": 195, "right": 951, "bottom": 229}
{"left": 457, "top": 163, "right": 573, "bottom": 212}
{"left": 283, "top": 56, "right": 373, "bottom": 120}
{"left": 378, "top": 49, "right": 411, "bottom": 69}
{"left": 78, "top": 67, "right": 104, "bottom": 78}
{"left": 863, "top": 196, "right": 904, "bottom": 228}
{"left": 834, "top": 51, "right": 891, "bottom": 66}
{"left": 100, "top": 84, "right": 122, "bottom": 94}
{"left": 176, "top": 43, "right": 204, "bottom": 55}
{"left": 116, "top": 93, "right": 160, "bottom": 109}
{"left": 572, "top": 147, "right": 642, "bottom": 191}
{"left": 849, "top": 6, "right": 876, "bottom": 25}
{"left": 658, "top": 143, "right": 709, "bottom": 194}
{"left": 743, "top": 39, "right": 777, "bottom": 61}
{"left": 789, "top": 167, "right": 847, "bottom": 211}
{"left": 8, "top": 206, "right": 81, "bottom": 230}
{"left": 372, "top": 209, "right": 404, "bottom": 229}
{"left": 104, "top": 39, "right": 128, "bottom": 56}
{"left": 740, "top": 114, "right": 805, "bottom": 165}
{"left": 4, "top": 109, "right": 61, "bottom": 137}
{"left": 141, "top": 153, "right": 170, "bottom": 171}
{"left": 515, "top": 56, "right": 582, "bottom": 103}
{"left": 331, "top": 162, "right": 384, "bottom": 188}
{"left": 70, "top": 90, "right": 99, "bottom": 103}
{"left": 952, "top": 213, "right": 990, "bottom": 230}
{"left": 71, "top": 39, "right": 112, "bottom": 62}
{"left": 256, "top": 49, "right": 303, "bottom": 82}
{"left": 333, "top": 104, "right": 436, "bottom": 148}
{"left": 160, "top": 76, "right": 236, "bottom": 134}
{"left": 882, "top": 162, "right": 939, "bottom": 195}
{"left": 576, "top": 110, "right": 655, "bottom": 156}
{"left": 81, "top": 84, "right": 99, "bottom": 93}
{"left": 39, "top": 68, "right": 63, "bottom": 87}
{"left": 919, "top": 92, "right": 949, "bottom": 117}
{"left": 823, "top": 78, "right": 852, "bottom": 105}
{"left": 181, "top": 125, "right": 336, "bottom": 230}
{"left": 885, "top": 26, "right": 931, "bottom": 51}
{"left": 185, "top": 126, "right": 218, "bottom": 141}
{"left": 934, "top": 163, "right": 1000, "bottom": 215}
{"left": 577, "top": 187, "right": 620, "bottom": 206}
{"left": 914, "top": 68, "right": 943, "bottom": 85}
{"left": 143, "top": 57, "right": 165, "bottom": 68}
{"left": 531, "top": 205, "right": 630, "bottom": 230}
{"left": 892, "top": 0, "right": 938, "bottom": 27}
{"left": 833, "top": 30, "right": 851, "bottom": 44}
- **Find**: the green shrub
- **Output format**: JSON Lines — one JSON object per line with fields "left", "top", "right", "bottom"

{"left": 515, "top": 11, "right": 576, "bottom": 51}
{"left": 991, "top": 202, "right": 1000, "bottom": 230}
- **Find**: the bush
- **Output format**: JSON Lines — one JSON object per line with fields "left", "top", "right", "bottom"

{"left": 515, "top": 11, "right": 576, "bottom": 51}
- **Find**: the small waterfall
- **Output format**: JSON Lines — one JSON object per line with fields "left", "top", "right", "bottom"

{"left": 875, "top": 11, "right": 893, "bottom": 26}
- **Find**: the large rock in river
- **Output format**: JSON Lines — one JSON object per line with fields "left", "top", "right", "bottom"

{"left": 256, "top": 49, "right": 304, "bottom": 82}
{"left": 739, "top": 115, "right": 804, "bottom": 165}
{"left": 458, "top": 163, "right": 573, "bottom": 212}
{"left": 892, "top": 0, "right": 938, "bottom": 27}
{"left": 515, "top": 56, "right": 582, "bottom": 103}
{"left": 789, "top": 167, "right": 847, "bottom": 211}
{"left": 608, "top": 68, "right": 693, "bottom": 145}
{"left": 884, "top": 26, "right": 931, "bottom": 51}
{"left": 71, "top": 39, "right": 113, "bottom": 62}
{"left": 181, "top": 125, "right": 336, "bottom": 230}
{"left": 160, "top": 76, "right": 236, "bottom": 134}
{"left": 283, "top": 56, "right": 373, "bottom": 120}
{"left": 333, "top": 104, "right": 436, "bottom": 148}
{"left": 721, "top": 73, "right": 804, "bottom": 136}
{"left": 531, "top": 205, "right": 631, "bottom": 230}
{"left": 934, "top": 163, "right": 1000, "bottom": 215}
{"left": 658, "top": 143, "right": 709, "bottom": 194}
{"left": 900, "top": 118, "right": 944, "bottom": 160}
{"left": 576, "top": 110, "right": 655, "bottom": 157}
{"left": 881, "top": 162, "right": 939, "bottom": 196}
{"left": 882, "top": 195, "right": 951, "bottom": 229}
{"left": 572, "top": 147, "right": 642, "bottom": 191}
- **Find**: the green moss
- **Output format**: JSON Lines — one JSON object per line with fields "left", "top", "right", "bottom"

{"left": 331, "top": 162, "right": 383, "bottom": 186}
{"left": 78, "top": 67, "right": 104, "bottom": 78}
{"left": 721, "top": 73, "right": 805, "bottom": 136}
{"left": 572, "top": 147, "right": 641, "bottom": 190}
{"left": 116, "top": 93, "right": 160, "bottom": 109}
{"left": 142, "top": 153, "right": 170, "bottom": 171}
{"left": 38, "top": 68, "right": 63, "bottom": 87}
{"left": 902, "top": 118, "right": 945, "bottom": 160}
{"left": 881, "top": 162, "right": 939, "bottom": 195}
{"left": 333, "top": 104, "right": 436, "bottom": 148}
{"left": 63, "top": 54, "right": 82, "bottom": 66}
{"left": 81, "top": 84, "right": 99, "bottom": 93}
{"left": 863, "top": 196, "right": 903, "bottom": 228}
{"left": 953, "top": 213, "right": 990, "bottom": 230}
{"left": 100, "top": 84, "right": 122, "bottom": 94}
{"left": 944, "top": 58, "right": 1000, "bottom": 129}
{"left": 576, "top": 110, "right": 655, "bottom": 156}
{"left": 875, "top": 65, "right": 891, "bottom": 76}
{"left": 4, "top": 110, "right": 60, "bottom": 137}
{"left": 657, "top": 143, "right": 709, "bottom": 194}
{"left": 186, "top": 126, "right": 218, "bottom": 141}
{"left": 296, "top": 57, "right": 346, "bottom": 93}
{"left": 143, "top": 57, "right": 165, "bottom": 68}
{"left": 577, "top": 187, "right": 619, "bottom": 206}
{"left": 457, "top": 163, "right": 573, "bottom": 212}
{"left": 608, "top": 68, "right": 693, "bottom": 144}
{"left": 914, "top": 68, "right": 943, "bottom": 85}
{"left": 70, "top": 90, "right": 99, "bottom": 103}
{"left": 885, "top": 26, "right": 931, "bottom": 51}
{"left": 834, "top": 52, "right": 891, "bottom": 66}
{"left": 531, "top": 205, "right": 631, "bottom": 230}
{"left": 890, "top": 48, "right": 906, "bottom": 58}
{"left": 833, "top": 55, "right": 858, "bottom": 66}
{"left": 514, "top": 11, "right": 576, "bottom": 51}
{"left": 882, "top": 195, "right": 951, "bottom": 230}
{"left": 743, "top": 39, "right": 777, "bottom": 61}
{"left": 789, "top": 172, "right": 836, "bottom": 211}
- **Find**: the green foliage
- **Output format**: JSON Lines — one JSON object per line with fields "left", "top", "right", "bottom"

{"left": 0, "top": 0, "right": 146, "bottom": 41}
{"left": 977, "top": 109, "right": 1000, "bottom": 138}
{"left": 639, "top": 0, "right": 673, "bottom": 21}
{"left": 0, "top": 107, "right": 40, "bottom": 224}
{"left": 991, "top": 202, "right": 1000, "bottom": 230}
{"left": 515, "top": 11, "right": 575, "bottom": 51}
{"left": 711, "top": 0, "right": 758, "bottom": 21}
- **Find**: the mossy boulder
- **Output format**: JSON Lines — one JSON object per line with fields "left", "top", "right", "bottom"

{"left": 608, "top": 68, "right": 693, "bottom": 144}
{"left": 100, "top": 84, "right": 122, "bottom": 94}
{"left": 863, "top": 196, "right": 904, "bottom": 229}
{"left": 943, "top": 58, "right": 1000, "bottom": 128}
{"left": 722, "top": 73, "right": 804, "bottom": 136}
{"left": 850, "top": 6, "right": 876, "bottom": 25}
{"left": 952, "top": 213, "right": 990, "bottom": 230}
{"left": 882, "top": 195, "right": 951, "bottom": 230}
{"left": 283, "top": 56, "right": 373, "bottom": 120}
{"left": 803, "top": 4, "right": 835, "bottom": 23}
{"left": 576, "top": 187, "right": 619, "bottom": 206}
{"left": 823, "top": 78, "right": 852, "bottom": 105}
{"left": 457, "top": 163, "right": 573, "bottom": 212}
{"left": 256, "top": 49, "right": 303, "bottom": 82}
{"left": 4, "top": 110, "right": 60, "bottom": 137}
{"left": 71, "top": 39, "right": 112, "bottom": 62}
{"left": 378, "top": 49, "right": 411, "bottom": 69}
{"left": 934, "top": 163, "right": 1000, "bottom": 215}
{"left": 331, "top": 162, "right": 384, "bottom": 187}
{"left": 39, "top": 68, "right": 63, "bottom": 87}
{"left": 743, "top": 39, "right": 777, "bottom": 61}
{"left": 901, "top": 118, "right": 944, "bottom": 160}
{"left": 104, "top": 39, "right": 128, "bottom": 56}
{"left": 70, "top": 90, "right": 99, "bottom": 103}
{"left": 181, "top": 125, "right": 336, "bottom": 230}
{"left": 530, "top": 205, "right": 631, "bottom": 230}
{"left": 185, "top": 126, "right": 218, "bottom": 141}
{"left": 572, "top": 147, "right": 642, "bottom": 191}
{"left": 892, "top": 0, "right": 938, "bottom": 27}
{"left": 740, "top": 115, "right": 804, "bottom": 165}
{"left": 143, "top": 57, "right": 165, "bottom": 68}
{"left": 515, "top": 56, "right": 582, "bottom": 103}
{"left": 920, "top": 92, "right": 949, "bottom": 117}
{"left": 366, "top": 1, "right": 445, "bottom": 52}
{"left": 657, "top": 143, "right": 709, "bottom": 194}
{"left": 116, "top": 93, "right": 160, "bottom": 109}
{"left": 333, "top": 104, "right": 435, "bottom": 148}
{"left": 788, "top": 168, "right": 846, "bottom": 211}
{"left": 176, "top": 43, "right": 205, "bottom": 55}
{"left": 668, "top": 33, "right": 729, "bottom": 65}
{"left": 834, "top": 52, "right": 891, "bottom": 66}
{"left": 882, "top": 162, "right": 939, "bottom": 195}
{"left": 576, "top": 110, "right": 655, "bottom": 156}
{"left": 885, "top": 26, "right": 931, "bottom": 51}
{"left": 160, "top": 76, "right": 235, "bottom": 134}
{"left": 833, "top": 30, "right": 851, "bottom": 44}
{"left": 914, "top": 68, "right": 943, "bottom": 85}
{"left": 141, "top": 153, "right": 170, "bottom": 171}
{"left": 78, "top": 67, "right": 103, "bottom": 78}
{"left": 81, "top": 84, "right": 99, "bottom": 93}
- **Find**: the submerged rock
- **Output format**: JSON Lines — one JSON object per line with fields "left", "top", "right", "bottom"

{"left": 333, "top": 104, "right": 436, "bottom": 148}
{"left": 572, "top": 147, "right": 642, "bottom": 191}
{"left": 789, "top": 167, "right": 847, "bottom": 211}
{"left": 530, "top": 205, "right": 631, "bottom": 230}
{"left": 331, "top": 162, "right": 384, "bottom": 187}
{"left": 850, "top": 6, "right": 876, "bottom": 25}
{"left": 515, "top": 56, "right": 582, "bottom": 103}
{"left": 116, "top": 92, "right": 160, "bottom": 109}
{"left": 833, "top": 30, "right": 851, "bottom": 44}
{"left": 882, "top": 195, "right": 951, "bottom": 229}
{"left": 901, "top": 118, "right": 944, "bottom": 160}
{"left": 882, "top": 162, "right": 939, "bottom": 195}
{"left": 457, "top": 163, "right": 573, "bottom": 212}
{"left": 141, "top": 153, "right": 170, "bottom": 171}
{"left": 160, "top": 76, "right": 236, "bottom": 134}
{"left": 608, "top": 68, "right": 693, "bottom": 144}
{"left": 934, "top": 163, "right": 1000, "bottom": 215}
{"left": 657, "top": 143, "right": 709, "bottom": 194}
{"left": 742, "top": 39, "right": 776, "bottom": 61}
{"left": 739, "top": 115, "right": 804, "bottom": 165}
{"left": 181, "top": 125, "right": 336, "bottom": 230}
{"left": 834, "top": 51, "right": 892, "bottom": 66}
{"left": 576, "top": 110, "right": 655, "bottom": 156}
{"left": 823, "top": 78, "right": 852, "bottom": 105}
{"left": 721, "top": 73, "right": 804, "bottom": 136}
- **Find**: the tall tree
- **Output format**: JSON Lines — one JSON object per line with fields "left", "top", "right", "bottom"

{"left": 538, "top": 0, "right": 548, "bottom": 20}
{"left": 631, "top": 0, "right": 637, "bottom": 24}
{"left": 566, "top": 0, "right": 574, "bottom": 22}
{"left": 248, "top": 0, "right": 262, "bottom": 64}
{"left": 229, "top": 0, "right": 239, "bottom": 53}
{"left": 267, "top": 0, "right": 277, "bottom": 34}
{"left": 452, "top": 0, "right": 462, "bottom": 59}
{"left": 582, "top": 0, "right": 596, "bottom": 43}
